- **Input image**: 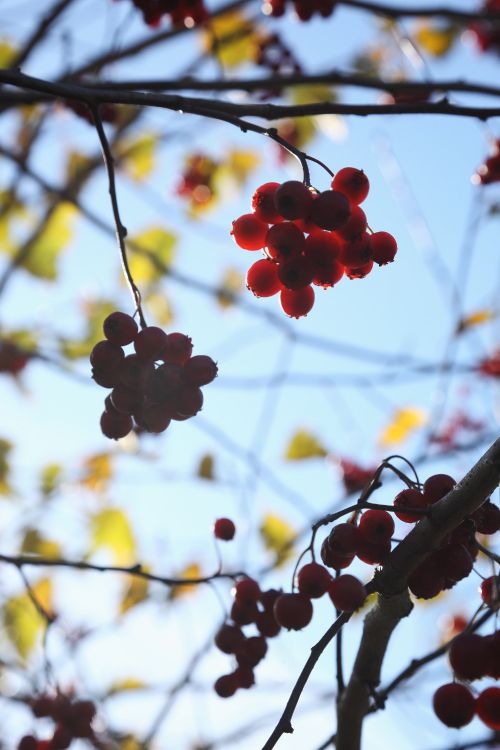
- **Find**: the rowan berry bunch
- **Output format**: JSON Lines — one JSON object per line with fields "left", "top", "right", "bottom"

{"left": 479, "top": 349, "right": 500, "bottom": 377}
{"left": 255, "top": 33, "right": 303, "bottom": 99}
{"left": 90, "top": 311, "right": 217, "bottom": 439}
{"left": 18, "top": 694, "right": 96, "bottom": 750}
{"left": 473, "top": 139, "right": 500, "bottom": 184}
{"left": 469, "top": 0, "right": 500, "bottom": 54}
{"left": 231, "top": 171, "right": 398, "bottom": 318}
{"left": 262, "top": 0, "right": 337, "bottom": 21}
{"left": 120, "top": 0, "right": 207, "bottom": 28}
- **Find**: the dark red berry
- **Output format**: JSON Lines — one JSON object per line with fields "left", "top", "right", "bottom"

{"left": 51, "top": 726, "right": 72, "bottom": 750}
{"left": 265, "top": 222, "right": 305, "bottom": 261}
{"left": 214, "top": 673, "right": 239, "bottom": 698}
{"left": 215, "top": 623, "right": 245, "bottom": 654}
{"left": 103, "top": 311, "right": 138, "bottom": 345}
{"left": 370, "top": 231, "right": 398, "bottom": 265}
{"left": 274, "top": 181, "right": 314, "bottom": 220}
{"left": 433, "top": 683, "right": 475, "bottom": 728}
{"left": 449, "top": 633, "right": 489, "bottom": 680}
{"left": 327, "top": 524, "right": 360, "bottom": 556}
{"left": 273, "top": 593, "right": 313, "bottom": 630}
{"left": 393, "top": 488, "right": 427, "bottom": 523}
{"left": 346, "top": 260, "right": 373, "bottom": 279}
{"left": 134, "top": 326, "right": 169, "bottom": 361}
{"left": 17, "top": 738, "right": 37, "bottom": 750}
{"left": 423, "top": 474, "right": 455, "bottom": 505}
{"left": 473, "top": 500, "right": 500, "bottom": 534}
{"left": 231, "top": 214, "right": 268, "bottom": 250}
{"left": 176, "top": 384, "right": 203, "bottom": 417}
{"left": 246, "top": 258, "right": 281, "bottom": 297}
{"left": 278, "top": 255, "right": 314, "bottom": 290}
{"left": 328, "top": 575, "right": 366, "bottom": 611}
{"left": 338, "top": 234, "right": 372, "bottom": 269}
{"left": 321, "top": 537, "right": 355, "bottom": 570}
{"left": 332, "top": 167, "right": 370, "bottom": 205}
{"left": 183, "top": 355, "right": 218, "bottom": 386}
{"left": 310, "top": 190, "right": 351, "bottom": 231}
{"left": 480, "top": 576, "right": 500, "bottom": 607}
{"left": 280, "top": 285, "right": 315, "bottom": 318}
{"left": 408, "top": 555, "right": 444, "bottom": 599}
{"left": 214, "top": 518, "right": 236, "bottom": 541}
{"left": 236, "top": 635, "right": 268, "bottom": 667}
{"left": 234, "top": 577, "right": 261, "bottom": 605}
{"left": 235, "top": 664, "right": 255, "bottom": 688}
{"left": 336, "top": 206, "right": 368, "bottom": 242}
{"left": 100, "top": 411, "right": 133, "bottom": 440}
{"left": 477, "top": 687, "right": 500, "bottom": 730}
{"left": 358, "top": 509, "right": 394, "bottom": 543}
{"left": 90, "top": 340, "right": 125, "bottom": 371}
{"left": 161, "top": 332, "right": 193, "bottom": 365}
{"left": 252, "top": 182, "right": 283, "bottom": 224}
{"left": 296, "top": 562, "right": 331, "bottom": 598}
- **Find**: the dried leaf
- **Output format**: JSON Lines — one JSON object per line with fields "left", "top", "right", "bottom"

{"left": 20, "top": 530, "right": 61, "bottom": 558}
{"left": 39, "top": 463, "right": 62, "bottom": 498}
{"left": 456, "top": 309, "right": 495, "bottom": 334}
{"left": 202, "top": 12, "right": 258, "bottom": 68}
{"left": 80, "top": 453, "right": 113, "bottom": 493}
{"left": 285, "top": 429, "right": 328, "bottom": 461}
{"left": 415, "top": 22, "right": 459, "bottom": 56}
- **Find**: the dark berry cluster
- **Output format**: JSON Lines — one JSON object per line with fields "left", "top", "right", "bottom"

{"left": 122, "top": 0, "right": 207, "bottom": 28}
{"left": 433, "top": 683, "right": 500, "bottom": 730}
{"left": 262, "top": 0, "right": 336, "bottom": 21}
{"left": 469, "top": 0, "right": 500, "bottom": 54}
{"left": 176, "top": 153, "right": 216, "bottom": 208}
{"left": 255, "top": 33, "right": 302, "bottom": 99}
{"left": 231, "top": 171, "right": 398, "bottom": 318}
{"left": 479, "top": 349, "right": 500, "bottom": 377}
{"left": 18, "top": 695, "right": 96, "bottom": 750}
{"left": 473, "top": 139, "right": 500, "bottom": 185}
{"left": 0, "top": 340, "right": 29, "bottom": 375}
{"left": 90, "top": 311, "right": 217, "bottom": 439}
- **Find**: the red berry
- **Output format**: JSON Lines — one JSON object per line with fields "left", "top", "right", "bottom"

{"left": 215, "top": 623, "right": 245, "bottom": 653}
{"left": 480, "top": 576, "right": 500, "bottom": 607}
{"left": 356, "top": 535, "right": 391, "bottom": 565}
{"left": 110, "top": 384, "right": 139, "bottom": 414}
{"left": 273, "top": 593, "right": 313, "bottom": 630}
{"left": 310, "top": 190, "right": 351, "bottom": 231}
{"left": 231, "top": 213, "right": 268, "bottom": 250}
{"left": 235, "top": 664, "right": 255, "bottom": 689}
{"left": 304, "top": 232, "right": 344, "bottom": 288}
{"left": 214, "top": 518, "right": 236, "bottom": 541}
{"left": 280, "top": 285, "right": 315, "bottom": 318}
{"left": 183, "top": 355, "right": 218, "bottom": 386}
{"left": 31, "top": 696, "right": 53, "bottom": 717}
{"left": 338, "top": 234, "right": 372, "bottom": 268}
{"left": 473, "top": 500, "right": 500, "bottom": 534}
{"left": 296, "top": 562, "right": 331, "bottom": 598}
{"left": 278, "top": 255, "right": 314, "bottom": 290}
{"left": 328, "top": 575, "right": 366, "bottom": 611}
{"left": 449, "top": 633, "right": 489, "bottom": 680}
{"left": 370, "top": 231, "right": 398, "bottom": 265}
{"left": 234, "top": 578, "right": 261, "bottom": 605}
{"left": 274, "top": 181, "right": 314, "bottom": 220}
{"left": 477, "top": 687, "right": 500, "bottom": 730}
{"left": 246, "top": 258, "right": 281, "bottom": 297}
{"left": 252, "top": 182, "right": 283, "bottom": 224}
{"left": 327, "top": 523, "right": 360, "bottom": 556}
{"left": 51, "top": 726, "right": 72, "bottom": 750}
{"left": 90, "top": 340, "right": 125, "bottom": 371}
{"left": 393, "top": 488, "right": 427, "bottom": 523}
{"left": 176, "top": 384, "right": 203, "bottom": 417}
{"left": 332, "top": 167, "right": 370, "bottom": 205}
{"left": 358, "top": 509, "right": 394, "bottom": 543}
{"left": 230, "top": 599, "right": 258, "bottom": 625}
{"left": 235, "top": 635, "right": 268, "bottom": 667}
{"left": 321, "top": 538, "right": 355, "bottom": 570}
{"left": 214, "top": 673, "right": 239, "bottom": 698}
{"left": 103, "top": 311, "right": 138, "bottom": 345}
{"left": 134, "top": 326, "right": 169, "bottom": 361}
{"left": 256, "top": 609, "right": 281, "bottom": 637}
{"left": 265, "top": 222, "right": 305, "bottom": 261}
{"left": 100, "top": 411, "right": 133, "bottom": 440}
{"left": 423, "top": 474, "right": 456, "bottom": 504}
{"left": 145, "top": 363, "right": 182, "bottom": 403}
{"left": 408, "top": 555, "right": 444, "bottom": 599}
{"left": 120, "top": 354, "right": 151, "bottom": 390}
{"left": 18, "top": 737, "right": 38, "bottom": 750}
{"left": 346, "top": 260, "right": 373, "bottom": 279}
{"left": 433, "top": 683, "right": 475, "bottom": 728}
{"left": 336, "top": 206, "right": 368, "bottom": 242}
{"left": 161, "top": 332, "right": 193, "bottom": 365}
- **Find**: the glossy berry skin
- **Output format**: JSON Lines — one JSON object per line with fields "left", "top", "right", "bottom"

{"left": 321, "top": 538, "right": 355, "bottom": 570}
{"left": 183, "top": 355, "right": 218, "bottom": 386}
{"left": 215, "top": 623, "right": 244, "bottom": 653}
{"left": 234, "top": 578, "right": 261, "bottom": 605}
{"left": 327, "top": 523, "right": 360, "bottom": 556}
{"left": 332, "top": 167, "right": 370, "bottom": 205}
{"left": 328, "top": 575, "right": 367, "bottom": 612}
{"left": 480, "top": 576, "right": 499, "bottom": 607}
{"left": 231, "top": 214, "right": 269, "bottom": 250}
{"left": 134, "top": 326, "right": 169, "bottom": 361}
{"left": 296, "top": 562, "right": 331, "bottom": 598}
{"left": 103, "top": 311, "right": 138, "bottom": 345}
{"left": 273, "top": 592, "right": 313, "bottom": 630}
{"left": 162, "top": 332, "right": 193, "bottom": 365}
{"left": 246, "top": 258, "right": 281, "bottom": 297}
{"left": 339, "top": 234, "right": 372, "bottom": 269}
{"left": 100, "top": 411, "right": 133, "bottom": 440}
{"left": 252, "top": 182, "right": 283, "bottom": 224}
{"left": 473, "top": 500, "right": 500, "bottom": 534}
{"left": 90, "top": 340, "right": 124, "bottom": 371}
{"left": 274, "top": 181, "right": 314, "bottom": 220}
{"left": 448, "top": 633, "right": 489, "bottom": 680}
{"left": 265, "top": 222, "right": 305, "bottom": 261}
{"left": 278, "top": 256, "right": 314, "bottom": 290}
{"left": 310, "top": 190, "right": 351, "bottom": 231}
{"left": 423, "top": 474, "right": 455, "bottom": 505}
{"left": 370, "top": 231, "right": 398, "bottom": 265}
{"left": 393, "top": 488, "right": 427, "bottom": 523}
{"left": 214, "top": 673, "right": 239, "bottom": 698}
{"left": 336, "top": 206, "right": 367, "bottom": 242}
{"left": 214, "top": 517, "right": 236, "bottom": 541}
{"left": 358, "top": 509, "right": 394, "bottom": 543}
{"left": 433, "top": 683, "right": 476, "bottom": 728}
{"left": 280, "top": 285, "right": 315, "bottom": 318}
{"left": 346, "top": 259, "right": 373, "bottom": 279}
{"left": 477, "top": 687, "right": 500, "bottom": 730}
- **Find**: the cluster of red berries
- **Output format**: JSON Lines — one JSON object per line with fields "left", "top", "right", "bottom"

{"left": 479, "top": 349, "right": 500, "bottom": 377}
{"left": 255, "top": 33, "right": 302, "bottom": 98}
{"left": 473, "top": 139, "right": 500, "bottom": 185}
{"left": 339, "top": 458, "right": 377, "bottom": 495}
{"left": 469, "top": 0, "right": 500, "bottom": 54}
{"left": 176, "top": 153, "right": 216, "bottom": 208}
{"left": 231, "top": 172, "right": 397, "bottom": 318}
{"left": 90, "top": 312, "right": 217, "bottom": 439}
{"left": 121, "top": 0, "right": 207, "bottom": 27}
{"left": 18, "top": 695, "right": 96, "bottom": 750}
{"left": 262, "top": 0, "right": 336, "bottom": 20}
{"left": 0, "top": 340, "right": 29, "bottom": 375}
{"left": 433, "top": 683, "right": 500, "bottom": 730}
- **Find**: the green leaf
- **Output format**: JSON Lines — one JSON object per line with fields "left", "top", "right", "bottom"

{"left": 20, "top": 529, "right": 61, "bottom": 558}
{"left": 22, "top": 203, "right": 77, "bottom": 280}
{"left": 90, "top": 508, "right": 135, "bottom": 564}
{"left": 202, "top": 12, "right": 258, "bottom": 68}
{"left": 3, "top": 578, "right": 53, "bottom": 660}
{"left": 285, "top": 429, "right": 328, "bottom": 461}
{"left": 0, "top": 438, "right": 12, "bottom": 495}
{"left": 117, "top": 133, "right": 159, "bottom": 181}
{"left": 128, "top": 227, "right": 176, "bottom": 285}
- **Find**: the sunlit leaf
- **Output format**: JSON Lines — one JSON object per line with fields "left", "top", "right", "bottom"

{"left": 456, "top": 309, "right": 495, "bottom": 334}
{"left": 80, "top": 453, "right": 113, "bottom": 493}
{"left": 379, "top": 407, "right": 427, "bottom": 447}
{"left": 3, "top": 578, "right": 53, "bottom": 660}
{"left": 90, "top": 508, "right": 135, "bottom": 564}
{"left": 107, "top": 678, "right": 147, "bottom": 696}
{"left": 59, "top": 299, "right": 116, "bottom": 360}
{"left": 120, "top": 574, "right": 150, "bottom": 615}
{"left": 144, "top": 289, "right": 174, "bottom": 326}
{"left": 216, "top": 267, "right": 243, "bottom": 308}
{"left": 285, "top": 429, "right": 328, "bottom": 461}
{"left": 168, "top": 563, "right": 202, "bottom": 601}
{"left": 39, "top": 463, "right": 63, "bottom": 498}
{"left": 0, "top": 438, "right": 12, "bottom": 496}
{"left": 128, "top": 227, "right": 176, "bottom": 285}
{"left": 202, "top": 12, "right": 258, "bottom": 68}
{"left": 259, "top": 513, "right": 295, "bottom": 567}
{"left": 415, "top": 22, "right": 459, "bottom": 56}
{"left": 117, "top": 133, "right": 159, "bottom": 181}
{"left": 22, "top": 203, "right": 77, "bottom": 280}
{"left": 197, "top": 453, "right": 214, "bottom": 480}
{"left": 20, "top": 529, "right": 61, "bottom": 558}
{"left": 117, "top": 736, "right": 141, "bottom": 750}
{"left": 0, "top": 39, "right": 16, "bottom": 66}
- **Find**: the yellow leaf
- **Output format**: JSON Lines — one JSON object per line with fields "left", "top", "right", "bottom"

{"left": 90, "top": 508, "right": 135, "bottom": 564}
{"left": 259, "top": 513, "right": 295, "bottom": 567}
{"left": 456, "top": 309, "right": 495, "bottom": 334}
{"left": 80, "top": 453, "right": 113, "bottom": 493}
{"left": 65, "top": 150, "right": 94, "bottom": 184}
{"left": 216, "top": 267, "right": 243, "bottom": 308}
{"left": 0, "top": 438, "right": 12, "bottom": 496}
{"left": 20, "top": 530, "right": 61, "bottom": 558}
{"left": 117, "top": 132, "right": 159, "bottom": 181}
{"left": 39, "top": 463, "right": 62, "bottom": 498}
{"left": 107, "top": 678, "right": 147, "bottom": 696}
{"left": 415, "top": 22, "right": 458, "bottom": 56}
{"left": 0, "top": 40, "right": 16, "bottom": 66}
{"left": 350, "top": 591, "right": 377, "bottom": 617}
{"left": 23, "top": 203, "right": 77, "bottom": 280}
{"left": 202, "top": 12, "right": 258, "bottom": 68}
{"left": 285, "top": 429, "right": 328, "bottom": 461}
{"left": 0, "top": 190, "right": 31, "bottom": 255}
{"left": 120, "top": 574, "right": 150, "bottom": 615}
{"left": 128, "top": 227, "right": 176, "bottom": 286}
{"left": 168, "top": 563, "right": 202, "bottom": 601}
{"left": 197, "top": 454, "right": 214, "bottom": 480}
{"left": 145, "top": 289, "right": 174, "bottom": 326}
{"left": 117, "top": 736, "right": 141, "bottom": 750}
{"left": 379, "top": 408, "right": 427, "bottom": 447}
{"left": 3, "top": 578, "right": 53, "bottom": 660}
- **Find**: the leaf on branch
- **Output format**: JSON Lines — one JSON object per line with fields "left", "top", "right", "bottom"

{"left": 414, "top": 22, "right": 459, "bottom": 57}
{"left": 22, "top": 203, "right": 77, "bottom": 280}
{"left": 106, "top": 678, "right": 148, "bottom": 696}
{"left": 117, "top": 132, "right": 159, "bottom": 181}
{"left": 0, "top": 438, "right": 13, "bottom": 496}
{"left": 259, "top": 513, "right": 295, "bottom": 567}
{"left": 216, "top": 267, "right": 243, "bottom": 308}
{"left": 59, "top": 299, "right": 116, "bottom": 360}
{"left": 0, "top": 39, "right": 16, "bottom": 66}
{"left": 39, "top": 463, "right": 63, "bottom": 498}
{"left": 128, "top": 227, "right": 177, "bottom": 285}
{"left": 80, "top": 452, "right": 113, "bottom": 493}
{"left": 168, "top": 562, "right": 202, "bottom": 601}
{"left": 120, "top": 574, "right": 150, "bottom": 615}
{"left": 456, "top": 309, "right": 495, "bottom": 334}
{"left": 197, "top": 453, "right": 214, "bottom": 480}
{"left": 379, "top": 407, "right": 427, "bottom": 447}
{"left": 89, "top": 508, "right": 136, "bottom": 564}
{"left": 201, "top": 12, "right": 259, "bottom": 68}
{"left": 3, "top": 578, "right": 53, "bottom": 660}
{"left": 20, "top": 529, "right": 61, "bottom": 558}
{"left": 285, "top": 429, "right": 328, "bottom": 461}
